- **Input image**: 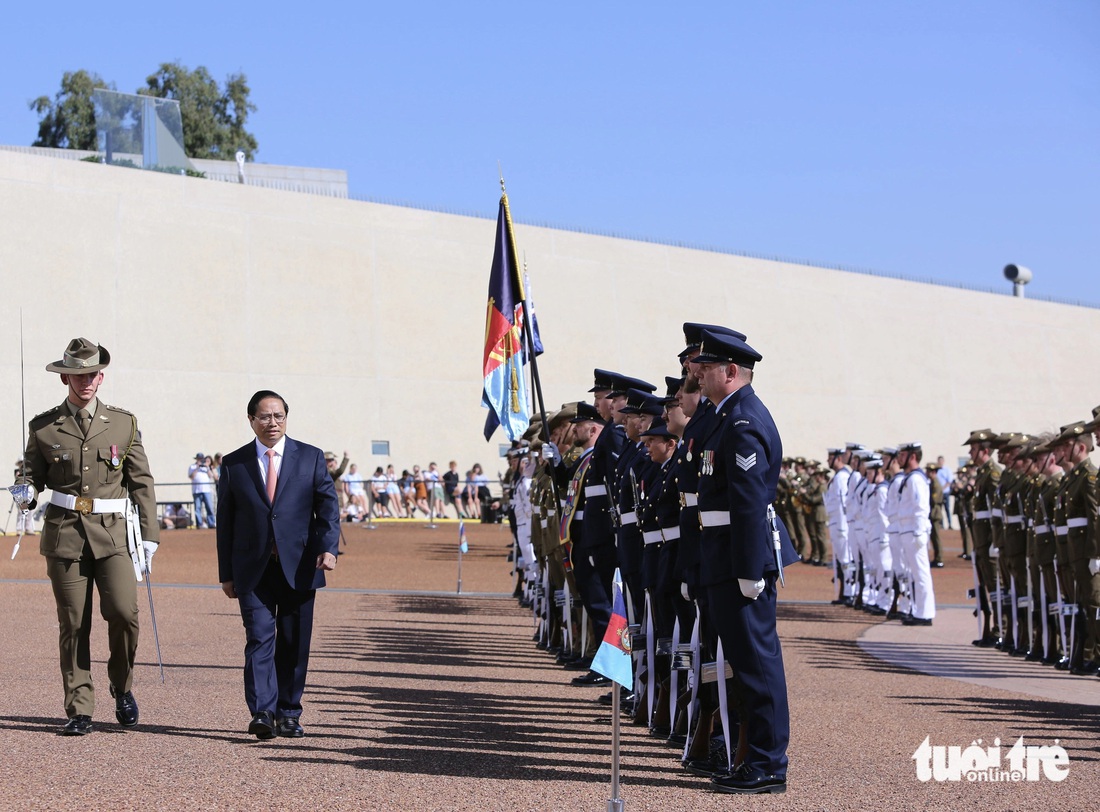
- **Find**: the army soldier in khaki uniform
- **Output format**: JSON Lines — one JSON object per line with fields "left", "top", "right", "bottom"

{"left": 1026, "top": 436, "right": 1062, "bottom": 663}
{"left": 925, "top": 463, "right": 945, "bottom": 567}
{"left": 1083, "top": 406, "right": 1100, "bottom": 672}
{"left": 1050, "top": 422, "right": 1098, "bottom": 674}
{"left": 805, "top": 466, "right": 830, "bottom": 566}
{"left": 965, "top": 429, "right": 1002, "bottom": 647}
{"left": 20, "top": 338, "right": 158, "bottom": 735}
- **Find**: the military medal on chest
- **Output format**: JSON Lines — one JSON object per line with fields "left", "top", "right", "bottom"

{"left": 110, "top": 444, "right": 120, "bottom": 468}
{"left": 686, "top": 438, "right": 694, "bottom": 463}
{"left": 701, "top": 450, "right": 714, "bottom": 476}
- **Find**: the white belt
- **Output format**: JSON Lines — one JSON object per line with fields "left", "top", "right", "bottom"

{"left": 619, "top": 511, "right": 637, "bottom": 525}
{"left": 661, "top": 526, "right": 681, "bottom": 542}
{"left": 1055, "top": 526, "right": 1068, "bottom": 536}
{"left": 681, "top": 492, "right": 698, "bottom": 507}
{"left": 1034, "top": 524, "right": 1051, "bottom": 535}
{"left": 700, "top": 510, "right": 731, "bottom": 527}
{"left": 642, "top": 530, "right": 663, "bottom": 545}
{"left": 1004, "top": 515, "right": 1023, "bottom": 525}
{"left": 574, "top": 510, "right": 584, "bottom": 521}
{"left": 1067, "top": 517, "right": 1089, "bottom": 529}
{"left": 991, "top": 509, "right": 1003, "bottom": 518}
{"left": 50, "top": 492, "right": 127, "bottom": 515}
{"left": 973, "top": 510, "right": 992, "bottom": 520}
{"left": 642, "top": 527, "right": 681, "bottom": 544}
{"left": 585, "top": 485, "right": 607, "bottom": 497}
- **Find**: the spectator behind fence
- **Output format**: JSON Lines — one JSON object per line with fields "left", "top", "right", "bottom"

{"left": 412, "top": 466, "right": 430, "bottom": 515}
{"left": 462, "top": 470, "right": 481, "bottom": 520}
{"left": 443, "top": 461, "right": 461, "bottom": 515}
{"left": 426, "top": 462, "right": 445, "bottom": 517}
{"left": 385, "top": 464, "right": 406, "bottom": 518}
{"left": 341, "top": 463, "right": 369, "bottom": 521}
{"left": 370, "top": 466, "right": 393, "bottom": 518}
{"left": 399, "top": 469, "right": 417, "bottom": 516}
{"left": 189, "top": 452, "right": 217, "bottom": 529}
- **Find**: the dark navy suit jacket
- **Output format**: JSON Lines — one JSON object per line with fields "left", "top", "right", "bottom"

{"left": 697, "top": 385, "right": 798, "bottom": 586}
{"left": 216, "top": 437, "right": 340, "bottom": 595}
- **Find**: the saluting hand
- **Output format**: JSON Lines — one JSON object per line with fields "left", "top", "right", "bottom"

{"left": 316, "top": 552, "right": 337, "bottom": 571}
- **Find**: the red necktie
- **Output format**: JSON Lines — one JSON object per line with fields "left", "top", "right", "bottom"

{"left": 265, "top": 449, "right": 278, "bottom": 503}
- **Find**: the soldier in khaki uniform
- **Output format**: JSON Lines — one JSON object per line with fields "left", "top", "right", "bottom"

{"left": 925, "top": 463, "right": 945, "bottom": 567}
{"left": 20, "top": 338, "right": 158, "bottom": 735}
{"left": 805, "top": 466, "right": 830, "bottom": 566}
{"left": 965, "top": 429, "right": 1002, "bottom": 647}
{"left": 998, "top": 434, "right": 1035, "bottom": 655}
{"left": 1026, "top": 436, "right": 1063, "bottom": 663}
{"left": 1083, "top": 406, "right": 1100, "bottom": 672}
{"left": 1050, "top": 421, "right": 1098, "bottom": 674}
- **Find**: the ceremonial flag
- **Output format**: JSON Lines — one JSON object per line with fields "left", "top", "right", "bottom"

{"left": 590, "top": 568, "right": 633, "bottom": 689}
{"left": 482, "top": 193, "right": 531, "bottom": 442}
{"left": 522, "top": 271, "right": 544, "bottom": 360}
{"left": 458, "top": 520, "right": 469, "bottom": 554}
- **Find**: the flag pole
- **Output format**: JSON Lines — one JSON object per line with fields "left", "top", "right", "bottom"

{"left": 609, "top": 682, "right": 624, "bottom": 812}
{"left": 499, "top": 176, "right": 561, "bottom": 511}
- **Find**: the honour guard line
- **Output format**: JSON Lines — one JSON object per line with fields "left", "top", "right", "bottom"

{"left": 500, "top": 323, "right": 800, "bottom": 796}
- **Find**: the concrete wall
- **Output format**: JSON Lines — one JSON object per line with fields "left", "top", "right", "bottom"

{"left": 1, "top": 148, "right": 1097, "bottom": 501}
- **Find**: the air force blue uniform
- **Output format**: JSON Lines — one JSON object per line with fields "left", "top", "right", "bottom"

{"left": 697, "top": 381, "right": 797, "bottom": 781}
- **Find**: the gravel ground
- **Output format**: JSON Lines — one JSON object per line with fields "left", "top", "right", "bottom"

{"left": 0, "top": 523, "right": 1094, "bottom": 811}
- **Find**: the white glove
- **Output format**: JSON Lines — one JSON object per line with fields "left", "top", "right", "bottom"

{"left": 988, "top": 546, "right": 1000, "bottom": 559}
{"left": 738, "top": 578, "right": 766, "bottom": 600}
{"left": 544, "top": 442, "right": 562, "bottom": 466}
{"left": 143, "top": 541, "right": 158, "bottom": 573}
{"left": 681, "top": 582, "right": 691, "bottom": 601}
{"left": 1089, "top": 558, "right": 1100, "bottom": 577}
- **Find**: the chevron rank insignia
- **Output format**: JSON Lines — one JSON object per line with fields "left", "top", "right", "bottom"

{"left": 735, "top": 452, "right": 757, "bottom": 471}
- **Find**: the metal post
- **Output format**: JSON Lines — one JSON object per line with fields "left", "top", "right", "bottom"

{"left": 608, "top": 679, "right": 624, "bottom": 812}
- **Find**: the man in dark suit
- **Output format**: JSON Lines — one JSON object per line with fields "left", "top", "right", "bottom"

{"left": 217, "top": 390, "right": 340, "bottom": 740}
{"left": 692, "top": 330, "right": 798, "bottom": 795}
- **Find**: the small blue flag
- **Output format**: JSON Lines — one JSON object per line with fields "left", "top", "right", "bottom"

{"left": 458, "top": 520, "right": 469, "bottom": 554}
{"left": 590, "top": 568, "right": 633, "bottom": 689}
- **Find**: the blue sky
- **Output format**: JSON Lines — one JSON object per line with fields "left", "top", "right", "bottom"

{"left": 3, "top": 1, "right": 1097, "bottom": 304}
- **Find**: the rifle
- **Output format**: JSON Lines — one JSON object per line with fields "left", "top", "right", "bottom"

{"left": 986, "top": 494, "right": 1003, "bottom": 641}
{"left": 1038, "top": 496, "right": 1069, "bottom": 662}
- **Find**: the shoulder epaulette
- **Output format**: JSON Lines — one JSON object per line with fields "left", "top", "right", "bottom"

{"left": 31, "top": 404, "right": 62, "bottom": 421}
{"left": 103, "top": 403, "right": 135, "bottom": 417}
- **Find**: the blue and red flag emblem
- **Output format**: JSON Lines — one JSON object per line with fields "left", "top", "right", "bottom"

{"left": 482, "top": 194, "right": 531, "bottom": 441}
{"left": 590, "top": 568, "right": 633, "bottom": 689}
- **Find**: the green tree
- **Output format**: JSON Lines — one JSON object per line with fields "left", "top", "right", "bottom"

{"left": 29, "top": 70, "right": 112, "bottom": 150}
{"left": 140, "top": 62, "right": 259, "bottom": 160}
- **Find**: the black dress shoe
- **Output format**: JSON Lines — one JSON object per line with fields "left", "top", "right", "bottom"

{"left": 571, "top": 670, "right": 610, "bottom": 686}
{"left": 931, "top": 560, "right": 945, "bottom": 568}
{"left": 248, "top": 711, "right": 276, "bottom": 740}
{"left": 972, "top": 635, "right": 996, "bottom": 648}
{"left": 1024, "top": 650, "right": 1042, "bottom": 662}
{"left": 276, "top": 717, "right": 305, "bottom": 738}
{"left": 564, "top": 656, "right": 594, "bottom": 671}
{"left": 1070, "top": 661, "right": 1099, "bottom": 676}
{"left": 903, "top": 616, "right": 933, "bottom": 626}
{"left": 61, "top": 715, "right": 93, "bottom": 736}
{"left": 959, "top": 553, "right": 972, "bottom": 560}
{"left": 111, "top": 687, "right": 139, "bottom": 727}
{"left": 683, "top": 756, "right": 728, "bottom": 778}
{"left": 712, "top": 763, "right": 787, "bottom": 795}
